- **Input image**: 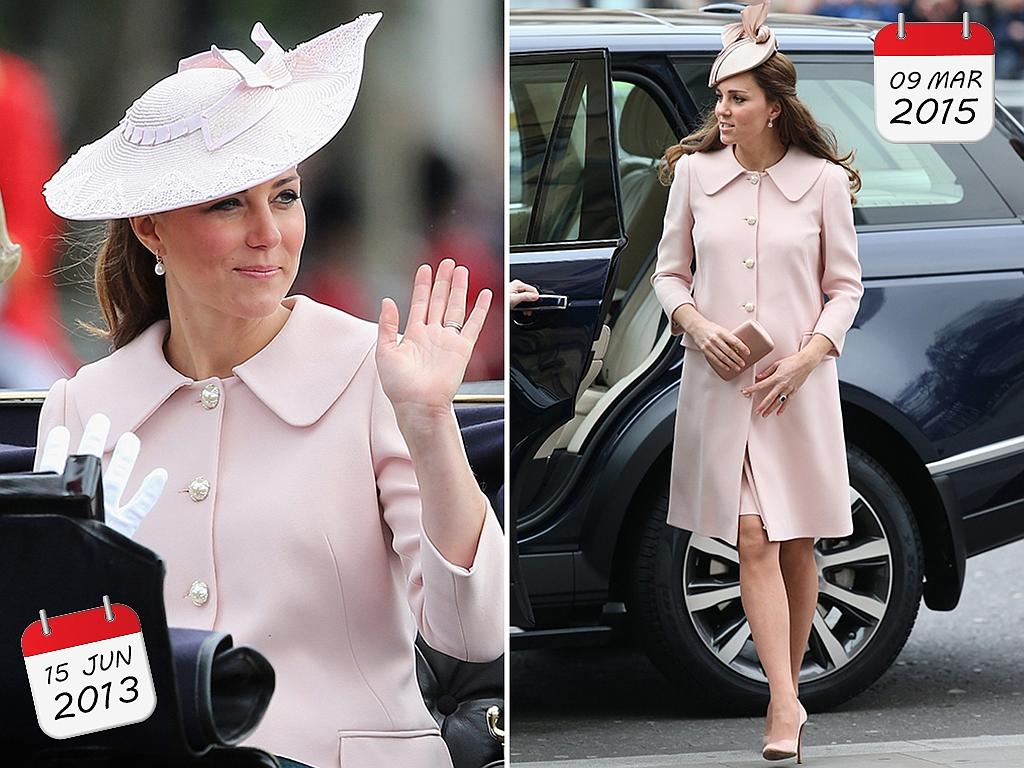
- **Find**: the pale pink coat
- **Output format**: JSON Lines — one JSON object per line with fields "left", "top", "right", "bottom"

{"left": 34, "top": 295, "right": 505, "bottom": 768}
{"left": 651, "top": 144, "right": 864, "bottom": 545}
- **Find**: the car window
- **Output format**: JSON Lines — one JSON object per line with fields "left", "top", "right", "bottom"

{"left": 962, "top": 108, "right": 1024, "bottom": 217}
{"left": 535, "top": 85, "right": 588, "bottom": 242}
{"left": 671, "top": 57, "right": 1014, "bottom": 226}
{"left": 509, "top": 61, "right": 573, "bottom": 236}
{"left": 510, "top": 54, "right": 620, "bottom": 246}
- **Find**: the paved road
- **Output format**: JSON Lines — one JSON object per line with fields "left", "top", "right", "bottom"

{"left": 510, "top": 736, "right": 1024, "bottom": 767}
{"left": 510, "top": 538, "right": 1024, "bottom": 764}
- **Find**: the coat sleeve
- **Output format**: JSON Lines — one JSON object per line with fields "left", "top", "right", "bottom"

{"left": 650, "top": 153, "right": 697, "bottom": 337}
{"left": 812, "top": 164, "right": 864, "bottom": 358}
{"left": 369, "top": 363, "right": 504, "bottom": 663}
{"left": 32, "top": 377, "right": 69, "bottom": 471}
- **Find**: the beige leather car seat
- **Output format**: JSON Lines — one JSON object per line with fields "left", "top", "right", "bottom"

{"left": 614, "top": 85, "right": 677, "bottom": 295}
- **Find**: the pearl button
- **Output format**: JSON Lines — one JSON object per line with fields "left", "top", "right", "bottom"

{"left": 200, "top": 383, "right": 221, "bottom": 410}
{"left": 744, "top": 302, "right": 755, "bottom": 312}
{"left": 188, "top": 476, "right": 211, "bottom": 502}
{"left": 745, "top": 216, "right": 757, "bottom": 225}
{"left": 186, "top": 580, "right": 209, "bottom": 606}
{"left": 744, "top": 258, "right": 755, "bottom": 269}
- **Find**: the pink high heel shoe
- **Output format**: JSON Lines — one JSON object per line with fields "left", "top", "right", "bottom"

{"left": 761, "top": 700, "right": 807, "bottom": 763}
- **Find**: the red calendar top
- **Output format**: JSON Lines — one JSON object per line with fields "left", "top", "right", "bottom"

{"left": 874, "top": 22, "right": 994, "bottom": 57}
{"left": 21, "top": 604, "right": 142, "bottom": 657}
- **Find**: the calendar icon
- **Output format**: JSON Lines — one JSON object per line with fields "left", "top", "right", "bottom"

{"left": 874, "top": 13, "right": 995, "bottom": 143}
{"left": 21, "top": 596, "right": 157, "bottom": 739}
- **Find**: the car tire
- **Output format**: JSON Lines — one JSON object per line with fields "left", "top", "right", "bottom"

{"left": 628, "top": 444, "right": 924, "bottom": 714}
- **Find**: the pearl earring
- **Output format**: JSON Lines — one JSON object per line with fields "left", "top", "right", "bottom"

{"left": 154, "top": 253, "right": 165, "bottom": 276}
{"left": 768, "top": 118, "right": 774, "bottom": 128}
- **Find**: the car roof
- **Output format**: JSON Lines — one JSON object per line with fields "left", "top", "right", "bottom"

{"left": 510, "top": 7, "right": 882, "bottom": 54}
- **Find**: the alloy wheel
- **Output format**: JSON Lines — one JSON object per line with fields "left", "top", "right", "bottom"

{"left": 681, "top": 487, "right": 893, "bottom": 684}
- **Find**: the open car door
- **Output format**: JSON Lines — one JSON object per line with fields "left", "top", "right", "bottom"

{"left": 508, "top": 50, "right": 626, "bottom": 628}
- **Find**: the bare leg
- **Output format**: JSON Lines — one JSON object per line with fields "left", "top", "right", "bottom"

{"left": 737, "top": 515, "right": 800, "bottom": 744}
{"left": 779, "top": 538, "right": 819, "bottom": 697}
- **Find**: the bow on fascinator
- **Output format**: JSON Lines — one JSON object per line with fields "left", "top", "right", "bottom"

{"left": 120, "top": 22, "right": 292, "bottom": 150}
{"left": 721, "top": 0, "right": 775, "bottom": 48}
{"left": 708, "top": 0, "right": 779, "bottom": 87}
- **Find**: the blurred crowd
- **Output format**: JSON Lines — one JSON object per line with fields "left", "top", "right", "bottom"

{"left": 787, "top": 0, "right": 1024, "bottom": 79}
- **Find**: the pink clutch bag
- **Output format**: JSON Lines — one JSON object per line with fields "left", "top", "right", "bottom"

{"left": 706, "top": 320, "right": 775, "bottom": 381}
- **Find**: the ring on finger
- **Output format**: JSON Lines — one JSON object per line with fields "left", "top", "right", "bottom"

{"left": 443, "top": 321, "right": 464, "bottom": 332}
{"left": 779, "top": 393, "right": 789, "bottom": 403}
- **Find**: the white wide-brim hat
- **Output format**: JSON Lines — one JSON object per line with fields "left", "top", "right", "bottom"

{"left": 708, "top": 0, "right": 779, "bottom": 88}
{"left": 43, "top": 13, "right": 382, "bottom": 221}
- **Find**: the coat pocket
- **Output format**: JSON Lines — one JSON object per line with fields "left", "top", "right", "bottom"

{"left": 799, "top": 331, "right": 839, "bottom": 359}
{"left": 680, "top": 331, "right": 701, "bottom": 351}
{"left": 338, "top": 728, "right": 451, "bottom": 767}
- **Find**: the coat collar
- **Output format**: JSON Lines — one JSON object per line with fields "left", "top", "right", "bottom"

{"left": 692, "top": 143, "right": 828, "bottom": 202}
{"left": 73, "top": 295, "right": 377, "bottom": 449}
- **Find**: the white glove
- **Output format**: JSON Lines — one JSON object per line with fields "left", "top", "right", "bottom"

{"left": 38, "top": 414, "right": 168, "bottom": 538}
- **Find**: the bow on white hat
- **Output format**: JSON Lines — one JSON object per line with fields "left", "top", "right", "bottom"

{"left": 708, "top": 0, "right": 779, "bottom": 87}
{"left": 179, "top": 22, "right": 290, "bottom": 88}
{"left": 119, "top": 23, "right": 293, "bottom": 151}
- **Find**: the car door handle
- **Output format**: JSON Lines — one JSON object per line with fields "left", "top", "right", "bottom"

{"left": 511, "top": 294, "right": 568, "bottom": 312}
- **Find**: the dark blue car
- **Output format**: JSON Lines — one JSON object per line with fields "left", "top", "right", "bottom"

{"left": 509, "top": 5, "right": 1024, "bottom": 713}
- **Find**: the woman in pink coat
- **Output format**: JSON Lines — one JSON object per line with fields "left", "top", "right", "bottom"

{"left": 33, "top": 15, "right": 503, "bottom": 768}
{"left": 650, "top": 1, "right": 863, "bottom": 762}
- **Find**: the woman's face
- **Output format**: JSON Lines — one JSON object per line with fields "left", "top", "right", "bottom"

{"left": 135, "top": 168, "right": 306, "bottom": 322}
{"left": 713, "top": 73, "right": 778, "bottom": 146}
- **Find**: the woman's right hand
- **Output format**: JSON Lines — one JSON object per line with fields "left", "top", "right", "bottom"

{"left": 688, "top": 315, "right": 750, "bottom": 372}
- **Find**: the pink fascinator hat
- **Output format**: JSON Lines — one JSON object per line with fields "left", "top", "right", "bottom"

{"left": 43, "top": 13, "right": 382, "bottom": 221}
{"left": 708, "top": 0, "right": 779, "bottom": 88}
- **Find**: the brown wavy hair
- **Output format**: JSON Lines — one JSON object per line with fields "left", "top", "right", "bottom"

{"left": 660, "top": 52, "right": 861, "bottom": 205}
{"left": 80, "top": 219, "right": 169, "bottom": 349}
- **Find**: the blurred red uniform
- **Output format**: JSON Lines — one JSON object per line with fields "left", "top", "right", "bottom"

{"left": 0, "top": 51, "right": 78, "bottom": 376}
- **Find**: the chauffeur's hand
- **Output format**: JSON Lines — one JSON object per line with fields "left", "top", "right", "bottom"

{"left": 509, "top": 279, "right": 539, "bottom": 308}
{"left": 37, "top": 414, "right": 168, "bottom": 538}
{"left": 376, "top": 258, "right": 492, "bottom": 420}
